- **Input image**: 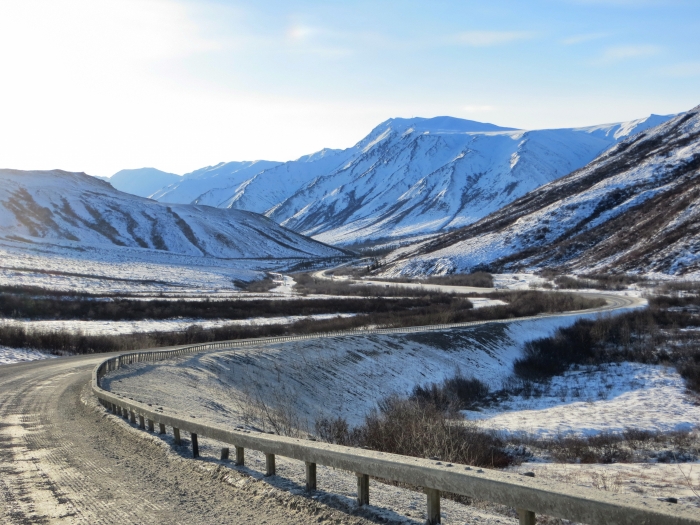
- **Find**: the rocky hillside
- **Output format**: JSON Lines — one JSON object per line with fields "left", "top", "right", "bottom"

{"left": 378, "top": 106, "right": 700, "bottom": 277}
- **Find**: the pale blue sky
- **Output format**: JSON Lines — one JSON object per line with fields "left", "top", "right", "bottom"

{"left": 0, "top": 0, "right": 698, "bottom": 176}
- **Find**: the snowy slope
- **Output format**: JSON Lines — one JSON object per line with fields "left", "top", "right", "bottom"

{"left": 0, "top": 169, "right": 346, "bottom": 260}
{"left": 194, "top": 148, "right": 357, "bottom": 214}
{"left": 108, "top": 168, "right": 181, "bottom": 198}
{"left": 151, "top": 160, "right": 281, "bottom": 203}
{"left": 379, "top": 106, "right": 700, "bottom": 277}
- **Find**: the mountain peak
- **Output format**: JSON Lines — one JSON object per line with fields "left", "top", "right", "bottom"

{"left": 376, "top": 116, "right": 518, "bottom": 135}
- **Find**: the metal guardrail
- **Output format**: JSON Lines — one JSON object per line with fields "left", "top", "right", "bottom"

{"left": 91, "top": 306, "right": 699, "bottom": 525}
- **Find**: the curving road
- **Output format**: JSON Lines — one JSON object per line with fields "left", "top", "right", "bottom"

{"left": 0, "top": 286, "right": 643, "bottom": 524}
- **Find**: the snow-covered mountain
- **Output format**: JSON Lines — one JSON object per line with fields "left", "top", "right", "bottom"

{"left": 145, "top": 114, "right": 672, "bottom": 246}
{"left": 108, "top": 168, "right": 181, "bottom": 198}
{"left": 378, "top": 106, "right": 700, "bottom": 277}
{"left": 151, "top": 160, "right": 281, "bottom": 204}
{"left": 0, "top": 169, "right": 346, "bottom": 260}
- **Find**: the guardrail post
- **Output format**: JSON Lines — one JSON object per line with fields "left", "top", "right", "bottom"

{"left": 235, "top": 446, "right": 244, "bottom": 466}
{"left": 265, "top": 453, "right": 275, "bottom": 476}
{"left": 130, "top": 409, "right": 136, "bottom": 424}
{"left": 147, "top": 419, "right": 154, "bottom": 432}
{"left": 518, "top": 509, "right": 536, "bottom": 525}
{"left": 173, "top": 427, "right": 181, "bottom": 445}
{"left": 159, "top": 423, "right": 166, "bottom": 434}
{"left": 221, "top": 447, "right": 230, "bottom": 460}
{"left": 305, "top": 462, "right": 316, "bottom": 491}
{"left": 425, "top": 488, "right": 440, "bottom": 524}
{"left": 121, "top": 407, "right": 128, "bottom": 419}
{"left": 356, "top": 473, "right": 369, "bottom": 506}
{"left": 138, "top": 415, "right": 145, "bottom": 429}
{"left": 191, "top": 433, "right": 199, "bottom": 458}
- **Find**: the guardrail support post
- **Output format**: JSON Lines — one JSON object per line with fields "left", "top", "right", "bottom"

{"left": 159, "top": 423, "right": 166, "bottom": 434}
{"left": 147, "top": 419, "right": 154, "bottom": 432}
{"left": 221, "top": 447, "right": 230, "bottom": 461}
{"left": 305, "top": 462, "right": 316, "bottom": 491}
{"left": 138, "top": 415, "right": 145, "bottom": 429}
{"left": 121, "top": 407, "right": 128, "bottom": 419}
{"left": 235, "top": 446, "right": 244, "bottom": 466}
{"left": 173, "top": 427, "right": 181, "bottom": 445}
{"left": 425, "top": 488, "right": 440, "bottom": 524}
{"left": 265, "top": 453, "right": 275, "bottom": 476}
{"left": 518, "top": 509, "right": 536, "bottom": 525}
{"left": 191, "top": 433, "right": 199, "bottom": 458}
{"left": 129, "top": 409, "right": 135, "bottom": 424}
{"left": 356, "top": 473, "right": 369, "bottom": 506}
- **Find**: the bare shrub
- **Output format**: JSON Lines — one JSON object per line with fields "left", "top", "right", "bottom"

{"left": 411, "top": 373, "right": 491, "bottom": 410}
{"left": 316, "top": 395, "right": 511, "bottom": 468}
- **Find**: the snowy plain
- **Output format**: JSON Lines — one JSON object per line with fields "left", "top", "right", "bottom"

{"left": 466, "top": 362, "right": 700, "bottom": 437}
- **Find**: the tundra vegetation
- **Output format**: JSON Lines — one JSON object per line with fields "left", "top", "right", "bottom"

{"left": 0, "top": 287, "right": 603, "bottom": 354}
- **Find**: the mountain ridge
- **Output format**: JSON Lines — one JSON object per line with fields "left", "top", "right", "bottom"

{"left": 0, "top": 169, "right": 347, "bottom": 260}
{"left": 377, "top": 106, "right": 700, "bottom": 277}
{"left": 140, "top": 113, "right": 673, "bottom": 245}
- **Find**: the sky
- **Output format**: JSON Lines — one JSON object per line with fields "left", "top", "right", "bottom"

{"left": 0, "top": 0, "right": 698, "bottom": 177}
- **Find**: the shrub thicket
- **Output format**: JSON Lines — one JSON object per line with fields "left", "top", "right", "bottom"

{"left": 513, "top": 295, "right": 700, "bottom": 392}
{"left": 411, "top": 374, "right": 490, "bottom": 411}
{"left": 316, "top": 395, "right": 510, "bottom": 468}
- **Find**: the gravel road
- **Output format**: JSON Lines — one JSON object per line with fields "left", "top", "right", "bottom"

{"left": 0, "top": 355, "right": 373, "bottom": 524}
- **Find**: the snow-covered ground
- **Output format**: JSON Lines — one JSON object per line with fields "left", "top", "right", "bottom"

{"left": 0, "top": 241, "right": 262, "bottom": 295}
{"left": 0, "top": 313, "right": 356, "bottom": 337}
{"left": 0, "top": 346, "right": 56, "bottom": 365}
{"left": 102, "top": 313, "right": 606, "bottom": 429}
{"left": 467, "top": 362, "right": 700, "bottom": 437}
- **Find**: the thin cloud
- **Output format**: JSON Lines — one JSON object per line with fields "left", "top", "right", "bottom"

{"left": 562, "top": 33, "right": 608, "bottom": 45}
{"left": 599, "top": 44, "right": 661, "bottom": 63}
{"left": 452, "top": 31, "right": 535, "bottom": 47}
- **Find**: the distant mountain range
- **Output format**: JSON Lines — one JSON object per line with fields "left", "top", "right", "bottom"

{"left": 106, "top": 114, "right": 673, "bottom": 246}
{"left": 377, "top": 105, "right": 700, "bottom": 277}
{"left": 0, "top": 170, "right": 346, "bottom": 260}
{"left": 109, "top": 168, "right": 181, "bottom": 198}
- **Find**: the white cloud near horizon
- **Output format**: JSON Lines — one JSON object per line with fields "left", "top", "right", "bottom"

{"left": 562, "top": 33, "right": 608, "bottom": 45}
{"left": 598, "top": 45, "right": 661, "bottom": 63}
